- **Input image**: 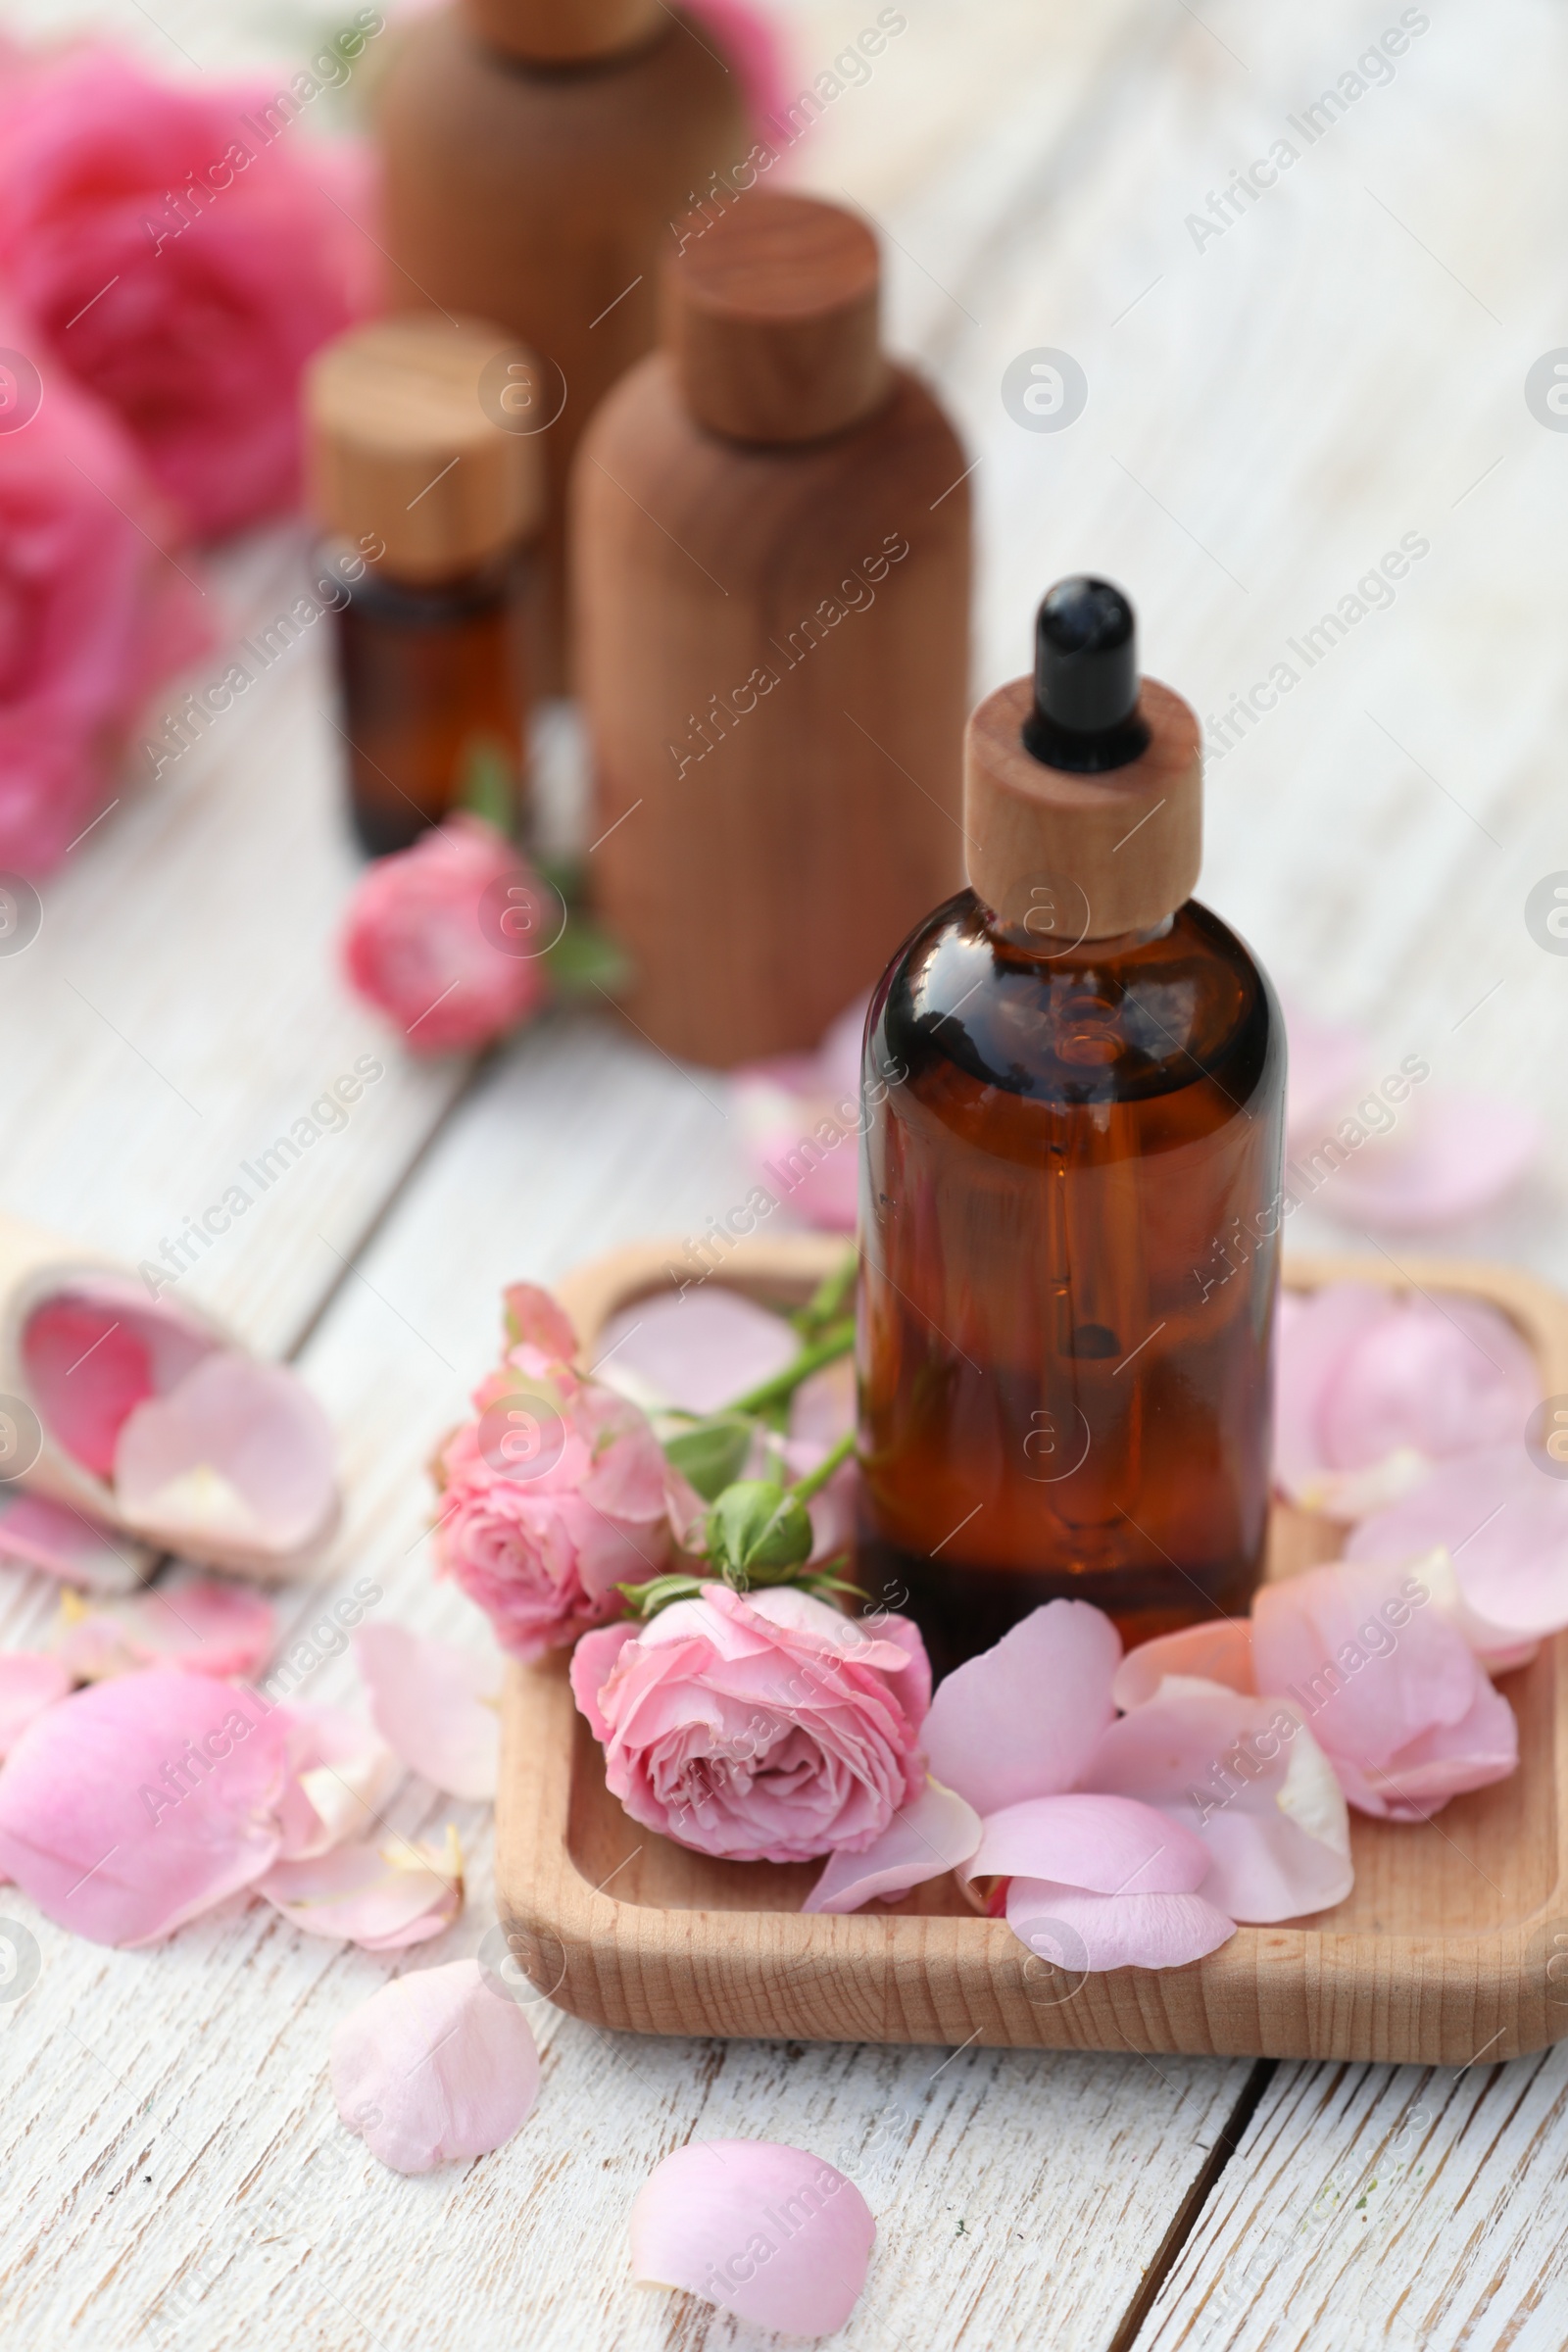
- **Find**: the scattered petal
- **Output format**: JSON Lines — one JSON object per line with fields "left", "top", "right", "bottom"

{"left": 115, "top": 1352, "right": 338, "bottom": 1574}
{"left": 595, "top": 1287, "right": 800, "bottom": 1417}
{"left": 56, "top": 1573, "right": 275, "bottom": 1682}
{"left": 630, "top": 2138, "right": 875, "bottom": 2338}
{"left": 1006, "top": 1877, "right": 1235, "bottom": 1971}
{"left": 1348, "top": 1448, "right": 1568, "bottom": 1661}
{"left": 0, "top": 1490, "right": 150, "bottom": 1592}
{"left": 0, "top": 1670, "right": 289, "bottom": 1944}
{"left": 1321, "top": 1093, "right": 1540, "bottom": 1232}
{"left": 962, "top": 1792, "right": 1210, "bottom": 1895}
{"left": 332, "top": 1955, "right": 539, "bottom": 2172}
{"left": 261, "top": 1828, "right": 463, "bottom": 1949}
{"left": 803, "top": 1777, "right": 981, "bottom": 1913}
{"left": 276, "top": 1705, "right": 401, "bottom": 1859}
{"left": 921, "top": 1601, "right": 1121, "bottom": 1815}
{"left": 0, "top": 1652, "right": 71, "bottom": 1756}
{"left": 355, "top": 1622, "right": 502, "bottom": 1801}
{"left": 1111, "top": 1619, "right": 1255, "bottom": 1710}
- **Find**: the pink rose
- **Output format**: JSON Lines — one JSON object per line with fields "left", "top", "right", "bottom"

{"left": 435, "top": 1344, "right": 669, "bottom": 1660}
{"left": 0, "top": 48, "right": 368, "bottom": 539}
{"left": 341, "top": 816, "right": 552, "bottom": 1055}
{"left": 0, "top": 343, "right": 210, "bottom": 873}
{"left": 571, "top": 1585, "right": 930, "bottom": 1864}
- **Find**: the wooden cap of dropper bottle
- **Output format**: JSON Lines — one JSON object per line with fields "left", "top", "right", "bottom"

{"left": 662, "top": 192, "right": 892, "bottom": 445}
{"left": 463, "top": 0, "right": 664, "bottom": 63}
{"left": 964, "top": 578, "right": 1202, "bottom": 942}
{"left": 305, "top": 316, "right": 544, "bottom": 585}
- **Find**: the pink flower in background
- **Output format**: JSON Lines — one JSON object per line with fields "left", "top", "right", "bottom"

{"left": 0, "top": 352, "right": 210, "bottom": 872}
{"left": 341, "top": 816, "right": 551, "bottom": 1055}
{"left": 571, "top": 1583, "right": 929, "bottom": 1864}
{"left": 685, "top": 0, "right": 791, "bottom": 140}
{"left": 732, "top": 996, "right": 866, "bottom": 1233}
{"left": 434, "top": 1340, "right": 670, "bottom": 1659}
{"left": 0, "top": 47, "right": 372, "bottom": 539}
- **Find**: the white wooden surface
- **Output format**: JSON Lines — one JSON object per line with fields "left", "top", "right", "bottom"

{"left": 1, "top": 0, "right": 1566, "bottom": 2344}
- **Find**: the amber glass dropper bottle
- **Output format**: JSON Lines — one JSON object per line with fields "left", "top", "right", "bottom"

{"left": 306, "top": 316, "right": 543, "bottom": 856}
{"left": 857, "top": 578, "right": 1285, "bottom": 1677}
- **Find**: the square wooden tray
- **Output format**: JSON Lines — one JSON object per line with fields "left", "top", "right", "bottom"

{"left": 495, "top": 1239, "right": 1568, "bottom": 2064}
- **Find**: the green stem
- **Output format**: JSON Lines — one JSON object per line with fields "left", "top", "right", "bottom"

{"left": 788, "top": 1427, "right": 856, "bottom": 1504}
{"left": 793, "top": 1247, "right": 858, "bottom": 1340}
{"left": 725, "top": 1318, "right": 854, "bottom": 1416}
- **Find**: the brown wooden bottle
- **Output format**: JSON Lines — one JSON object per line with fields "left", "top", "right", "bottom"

{"left": 572, "top": 191, "right": 972, "bottom": 1067}
{"left": 305, "top": 316, "right": 543, "bottom": 856}
{"left": 857, "top": 579, "right": 1285, "bottom": 1677}
{"left": 375, "top": 0, "right": 749, "bottom": 693}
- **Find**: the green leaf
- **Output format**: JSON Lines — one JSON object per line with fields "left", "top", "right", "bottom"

{"left": 455, "top": 733, "right": 517, "bottom": 835}
{"left": 614, "top": 1572, "right": 709, "bottom": 1619}
{"left": 662, "top": 1413, "right": 755, "bottom": 1501}
{"left": 542, "top": 914, "right": 635, "bottom": 998}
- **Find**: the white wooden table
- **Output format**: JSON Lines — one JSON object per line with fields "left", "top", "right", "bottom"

{"left": 2, "top": 1, "right": 1566, "bottom": 2343}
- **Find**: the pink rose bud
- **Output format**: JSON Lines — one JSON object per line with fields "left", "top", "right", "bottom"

{"left": 340, "top": 816, "right": 553, "bottom": 1055}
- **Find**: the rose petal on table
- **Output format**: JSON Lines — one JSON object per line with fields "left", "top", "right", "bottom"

{"left": 630, "top": 2138, "right": 875, "bottom": 2337}
{"left": 0, "top": 1652, "right": 72, "bottom": 1756}
{"left": 355, "top": 1622, "right": 502, "bottom": 1800}
{"left": 1251, "top": 1554, "right": 1519, "bottom": 1816}
{"left": 595, "top": 1286, "right": 801, "bottom": 1417}
{"left": 803, "top": 1777, "right": 981, "bottom": 1912}
{"left": 332, "top": 1956, "right": 539, "bottom": 2173}
{"left": 261, "top": 1829, "right": 463, "bottom": 1948}
{"left": 1006, "top": 1877, "right": 1235, "bottom": 1971}
{"left": 1317, "top": 1297, "right": 1539, "bottom": 1481}
{"left": 1086, "top": 1682, "right": 1353, "bottom": 1922}
{"left": 56, "top": 1573, "right": 276, "bottom": 1682}
{"left": 922, "top": 1601, "right": 1121, "bottom": 1814}
{"left": 116, "top": 1351, "right": 337, "bottom": 1561}
{"left": 1348, "top": 1448, "right": 1568, "bottom": 1658}
{"left": 961, "top": 1791, "right": 1210, "bottom": 1895}
{"left": 0, "top": 1490, "right": 151, "bottom": 1592}
{"left": 0, "top": 1670, "right": 289, "bottom": 1944}
{"left": 1112, "top": 1619, "right": 1256, "bottom": 1710}
{"left": 1274, "top": 1281, "right": 1401, "bottom": 1508}
{"left": 277, "top": 1704, "right": 402, "bottom": 1859}
{"left": 501, "top": 1282, "right": 577, "bottom": 1362}
{"left": 1319, "top": 1093, "right": 1541, "bottom": 1232}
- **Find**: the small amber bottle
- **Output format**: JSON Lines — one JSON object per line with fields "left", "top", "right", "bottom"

{"left": 305, "top": 316, "right": 543, "bottom": 856}
{"left": 858, "top": 579, "right": 1285, "bottom": 1676}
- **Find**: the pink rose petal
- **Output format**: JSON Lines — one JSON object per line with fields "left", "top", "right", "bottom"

{"left": 1006, "top": 1877, "right": 1235, "bottom": 1971}
{"left": 56, "top": 1573, "right": 275, "bottom": 1682}
{"left": 115, "top": 1351, "right": 338, "bottom": 1572}
{"left": 803, "top": 1777, "right": 981, "bottom": 1913}
{"left": 0, "top": 1671, "right": 289, "bottom": 1944}
{"left": 501, "top": 1282, "right": 577, "bottom": 1362}
{"left": 595, "top": 1287, "right": 801, "bottom": 1416}
{"left": 1251, "top": 1556, "right": 1517, "bottom": 1819}
{"left": 0, "top": 1490, "right": 150, "bottom": 1592}
{"left": 355, "top": 1622, "right": 502, "bottom": 1801}
{"left": 630, "top": 2138, "right": 875, "bottom": 2338}
{"left": 0, "top": 1652, "right": 71, "bottom": 1756}
{"left": 1320, "top": 1093, "right": 1540, "bottom": 1231}
{"left": 1086, "top": 1684, "right": 1353, "bottom": 1923}
{"left": 1283, "top": 999, "right": 1370, "bottom": 1143}
{"left": 261, "top": 1833, "right": 462, "bottom": 1950}
{"left": 963, "top": 1792, "right": 1210, "bottom": 1896}
{"left": 921, "top": 1601, "right": 1121, "bottom": 1815}
{"left": 1348, "top": 1447, "right": 1568, "bottom": 1654}
{"left": 276, "top": 1705, "right": 401, "bottom": 1860}
{"left": 332, "top": 1956, "right": 539, "bottom": 2173}
{"left": 1112, "top": 1619, "right": 1256, "bottom": 1710}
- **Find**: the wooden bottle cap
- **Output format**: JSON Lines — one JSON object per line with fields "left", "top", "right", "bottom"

{"left": 462, "top": 0, "right": 664, "bottom": 62}
{"left": 663, "top": 193, "right": 891, "bottom": 445}
{"left": 305, "top": 316, "right": 544, "bottom": 584}
{"left": 963, "top": 675, "right": 1203, "bottom": 942}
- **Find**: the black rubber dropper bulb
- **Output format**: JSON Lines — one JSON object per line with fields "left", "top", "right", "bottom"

{"left": 1020, "top": 574, "right": 1153, "bottom": 773}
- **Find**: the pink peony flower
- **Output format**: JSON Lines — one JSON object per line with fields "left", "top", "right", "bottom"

{"left": 434, "top": 1340, "right": 670, "bottom": 1660}
{"left": 341, "top": 815, "right": 552, "bottom": 1056}
{"left": 571, "top": 1583, "right": 930, "bottom": 1864}
{"left": 0, "top": 47, "right": 369, "bottom": 538}
{"left": 0, "top": 345, "right": 210, "bottom": 872}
